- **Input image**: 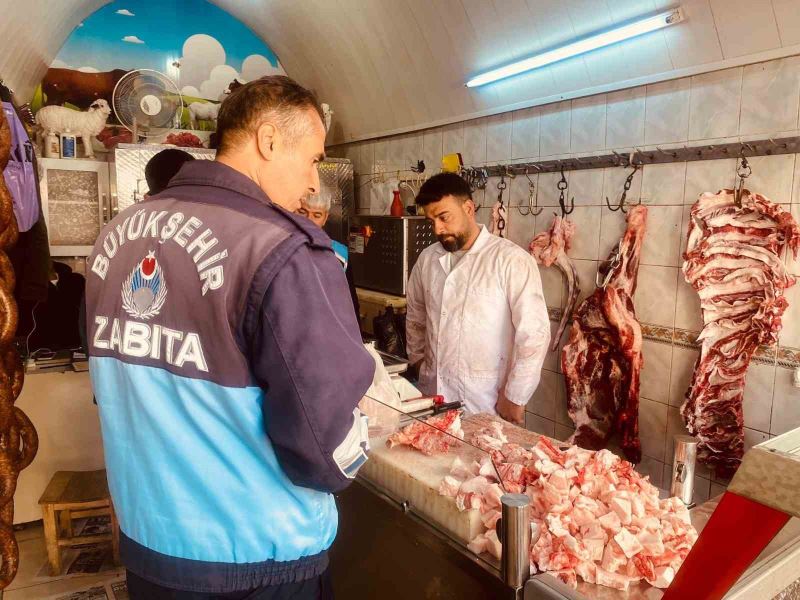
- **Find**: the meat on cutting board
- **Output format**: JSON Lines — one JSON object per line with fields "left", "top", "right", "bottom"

{"left": 561, "top": 206, "right": 647, "bottom": 463}
{"left": 682, "top": 189, "right": 800, "bottom": 478}
{"left": 529, "top": 216, "right": 580, "bottom": 351}
{"left": 386, "top": 410, "right": 465, "bottom": 455}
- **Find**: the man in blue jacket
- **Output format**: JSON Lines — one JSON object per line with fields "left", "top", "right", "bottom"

{"left": 85, "top": 76, "right": 375, "bottom": 599}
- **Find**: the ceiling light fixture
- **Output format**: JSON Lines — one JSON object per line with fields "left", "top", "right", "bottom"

{"left": 466, "top": 7, "right": 684, "bottom": 88}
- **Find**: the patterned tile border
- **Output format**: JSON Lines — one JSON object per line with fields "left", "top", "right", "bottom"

{"left": 549, "top": 311, "right": 800, "bottom": 368}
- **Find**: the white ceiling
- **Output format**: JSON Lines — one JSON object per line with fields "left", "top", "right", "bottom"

{"left": 3, "top": 0, "right": 800, "bottom": 144}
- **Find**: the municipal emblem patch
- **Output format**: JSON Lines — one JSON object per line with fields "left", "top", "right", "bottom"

{"left": 121, "top": 251, "right": 167, "bottom": 320}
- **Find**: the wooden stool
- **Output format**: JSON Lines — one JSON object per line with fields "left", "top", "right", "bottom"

{"left": 38, "top": 470, "right": 120, "bottom": 576}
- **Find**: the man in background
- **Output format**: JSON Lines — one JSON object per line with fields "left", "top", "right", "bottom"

{"left": 406, "top": 173, "right": 550, "bottom": 425}
{"left": 297, "top": 194, "right": 360, "bottom": 322}
{"left": 143, "top": 148, "right": 195, "bottom": 197}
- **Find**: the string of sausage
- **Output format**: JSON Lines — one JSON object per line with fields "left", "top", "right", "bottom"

{"left": 0, "top": 105, "right": 38, "bottom": 589}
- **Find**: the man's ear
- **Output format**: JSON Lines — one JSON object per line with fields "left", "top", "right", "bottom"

{"left": 256, "top": 122, "right": 277, "bottom": 160}
{"left": 464, "top": 198, "right": 476, "bottom": 217}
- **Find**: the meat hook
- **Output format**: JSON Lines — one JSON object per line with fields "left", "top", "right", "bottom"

{"left": 557, "top": 168, "right": 574, "bottom": 217}
{"left": 605, "top": 164, "right": 640, "bottom": 213}
{"left": 519, "top": 169, "right": 543, "bottom": 216}
{"left": 495, "top": 176, "right": 507, "bottom": 236}
{"left": 734, "top": 153, "right": 752, "bottom": 209}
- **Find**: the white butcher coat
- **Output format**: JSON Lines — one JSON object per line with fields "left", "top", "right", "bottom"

{"left": 406, "top": 226, "right": 550, "bottom": 415}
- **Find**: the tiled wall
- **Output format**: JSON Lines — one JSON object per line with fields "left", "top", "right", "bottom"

{"left": 329, "top": 56, "right": 800, "bottom": 497}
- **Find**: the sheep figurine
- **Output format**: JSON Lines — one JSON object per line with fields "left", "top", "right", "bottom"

{"left": 36, "top": 99, "right": 112, "bottom": 158}
{"left": 187, "top": 102, "right": 220, "bottom": 130}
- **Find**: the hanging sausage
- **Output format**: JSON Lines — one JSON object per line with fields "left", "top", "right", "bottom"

{"left": 0, "top": 100, "right": 38, "bottom": 590}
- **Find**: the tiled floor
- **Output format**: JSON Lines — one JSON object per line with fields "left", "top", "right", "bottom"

{"left": 5, "top": 522, "right": 124, "bottom": 599}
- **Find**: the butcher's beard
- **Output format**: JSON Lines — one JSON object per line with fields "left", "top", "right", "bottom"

{"left": 438, "top": 232, "right": 469, "bottom": 252}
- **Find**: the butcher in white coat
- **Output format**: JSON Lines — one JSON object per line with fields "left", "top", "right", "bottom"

{"left": 406, "top": 173, "right": 550, "bottom": 424}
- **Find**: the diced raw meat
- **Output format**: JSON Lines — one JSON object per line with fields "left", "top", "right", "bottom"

{"left": 614, "top": 528, "right": 644, "bottom": 559}
{"left": 575, "top": 560, "right": 597, "bottom": 584}
{"left": 595, "top": 567, "right": 633, "bottom": 592}
{"left": 483, "top": 483, "right": 504, "bottom": 511}
{"left": 467, "top": 533, "right": 489, "bottom": 555}
{"left": 637, "top": 529, "right": 665, "bottom": 556}
{"left": 647, "top": 565, "right": 675, "bottom": 589}
{"left": 552, "top": 568, "right": 578, "bottom": 589}
{"left": 601, "top": 541, "right": 626, "bottom": 573}
{"left": 485, "top": 529, "right": 503, "bottom": 560}
{"left": 450, "top": 456, "right": 479, "bottom": 479}
{"left": 599, "top": 510, "right": 622, "bottom": 533}
{"left": 682, "top": 190, "right": 800, "bottom": 477}
{"left": 438, "top": 475, "right": 461, "bottom": 498}
{"left": 609, "top": 497, "right": 632, "bottom": 525}
{"left": 482, "top": 509, "right": 502, "bottom": 530}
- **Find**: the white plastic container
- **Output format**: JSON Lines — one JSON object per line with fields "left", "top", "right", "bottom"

{"left": 43, "top": 132, "right": 60, "bottom": 158}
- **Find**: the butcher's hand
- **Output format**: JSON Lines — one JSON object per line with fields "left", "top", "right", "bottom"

{"left": 496, "top": 394, "right": 524, "bottom": 425}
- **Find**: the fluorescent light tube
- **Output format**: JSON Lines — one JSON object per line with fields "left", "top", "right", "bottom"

{"left": 466, "top": 7, "right": 684, "bottom": 88}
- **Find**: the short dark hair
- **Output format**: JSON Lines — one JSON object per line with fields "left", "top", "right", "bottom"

{"left": 216, "top": 75, "right": 324, "bottom": 155}
{"left": 415, "top": 173, "right": 473, "bottom": 206}
{"left": 144, "top": 149, "right": 195, "bottom": 195}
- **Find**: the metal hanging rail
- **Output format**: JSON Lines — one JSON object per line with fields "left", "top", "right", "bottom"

{"left": 467, "top": 135, "right": 800, "bottom": 178}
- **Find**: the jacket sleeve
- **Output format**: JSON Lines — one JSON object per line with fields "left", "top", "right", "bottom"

{"left": 502, "top": 250, "right": 551, "bottom": 406}
{"left": 405, "top": 260, "right": 427, "bottom": 366}
{"left": 247, "top": 240, "right": 375, "bottom": 493}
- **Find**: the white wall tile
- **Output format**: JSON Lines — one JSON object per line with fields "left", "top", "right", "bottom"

{"left": 539, "top": 264, "right": 564, "bottom": 310}
{"left": 745, "top": 154, "right": 796, "bottom": 204}
{"left": 606, "top": 87, "right": 645, "bottom": 150}
{"left": 565, "top": 207, "right": 601, "bottom": 260}
{"left": 568, "top": 169, "right": 604, "bottom": 207}
{"left": 486, "top": 112, "right": 512, "bottom": 163}
{"left": 743, "top": 427, "right": 769, "bottom": 453}
{"left": 462, "top": 118, "right": 487, "bottom": 166}
{"left": 645, "top": 78, "right": 691, "bottom": 145}
{"left": 641, "top": 163, "right": 687, "bottom": 206}
{"left": 773, "top": 0, "right": 800, "bottom": 46}
{"left": 358, "top": 141, "right": 375, "bottom": 174}
{"left": 781, "top": 282, "right": 800, "bottom": 348}
{"left": 555, "top": 376, "right": 571, "bottom": 427}
{"left": 555, "top": 423, "right": 575, "bottom": 443}
{"left": 661, "top": 0, "right": 723, "bottom": 70}
{"left": 529, "top": 368, "right": 565, "bottom": 421}
{"left": 635, "top": 266, "right": 679, "bottom": 328}
{"left": 641, "top": 340, "right": 673, "bottom": 405}
{"left": 599, "top": 209, "right": 627, "bottom": 262}
{"left": 688, "top": 68, "right": 742, "bottom": 140}
{"left": 573, "top": 259, "right": 598, "bottom": 306}
{"left": 641, "top": 206, "right": 683, "bottom": 268}
{"left": 684, "top": 159, "right": 736, "bottom": 204}
{"left": 400, "top": 132, "right": 423, "bottom": 168}
{"left": 526, "top": 413, "right": 556, "bottom": 438}
{"left": 770, "top": 367, "right": 800, "bottom": 436}
{"left": 542, "top": 321, "right": 560, "bottom": 373}
{"left": 442, "top": 122, "right": 464, "bottom": 157}
{"left": 743, "top": 361, "right": 776, "bottom": 434}
{"left": 669, "top": 346, "right": 699, "bottom": 408}
{"left": 374, "top": 139, "right": 389, "bottom": 169}
{"left": 422, "top": 128, "right": 443, "bottom": 175}
{"left": 675, "top": 277, "right": 704, "bottom": 332}
{"left": 570, "top": 94, "right": 606, "bottom": 153}
{"left": 539, "top": 101, "right": 571, "bottom": 157}
{"left": 740, "top": 57, "right": 800, "bottom": 135}
{"left": 709, "top": 0, "right": 781, "bottom": 59}
{"left": 709, "top": 482, "right": 727, "bottom": 499}
{"left": 640, "top": 398, "right": 668, "bottom": 462}
{"left": 511, "top": 107, "right": 540, "bottom": 159}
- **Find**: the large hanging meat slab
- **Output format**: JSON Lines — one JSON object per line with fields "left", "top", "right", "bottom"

{"left": 682, "top": 189, "right": 799, "bottom": 478}
{"left": 562, "top": 206, "right": 648, "bottom": 463}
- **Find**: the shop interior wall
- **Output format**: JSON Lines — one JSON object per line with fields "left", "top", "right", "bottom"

{"left": 328, "top": 55, "right": 800, "bottom": 498}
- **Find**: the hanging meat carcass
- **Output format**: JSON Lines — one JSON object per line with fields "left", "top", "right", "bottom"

{"left": 562, "top": 206, "right": 648, "bottom": 463}
{"left": 529, "top": 215, "right": 580, "bottom": 351}
{"left": 682, "top": 189, "right": 799, "bottom": 478}
{"left": 0, "top": 106, "right": 38, "bottom": 590}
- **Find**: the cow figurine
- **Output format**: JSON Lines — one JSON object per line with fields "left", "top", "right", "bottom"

{"left": 35, "top": 99, "right": 112, "bottom": 159}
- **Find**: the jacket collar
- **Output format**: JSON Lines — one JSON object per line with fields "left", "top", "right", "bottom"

{"left": 437, "top": 225, "right": 491, "bottom": 272}
{"left": 166, "top": 160, "right": 331, "bottom": 247}
{"left": 167, "top": 160, "right": 270, "bottom": 205}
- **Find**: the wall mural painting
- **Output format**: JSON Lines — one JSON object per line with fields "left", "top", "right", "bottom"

{"left": 32, "top": 0, "right": 284, "bottom": 152}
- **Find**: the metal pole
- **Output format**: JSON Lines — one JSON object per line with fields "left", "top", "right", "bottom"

{"left": 671, "top": 435, "right": 698, "bottom": 507}
{"left": 500, "top": 493, "right": 530, "bottom": 589}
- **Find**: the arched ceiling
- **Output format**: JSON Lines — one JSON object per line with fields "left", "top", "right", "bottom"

{"left": 3, "top": 0, "right": 800, "bottom": 145}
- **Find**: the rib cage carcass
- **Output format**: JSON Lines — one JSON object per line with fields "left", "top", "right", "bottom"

{"left": 682, "top": 189, "right": 799, "bottom": 478}
{"left": 0, "top": 106, "right": 38, "bottom": 588}
{"left": 562, "top": 206, "right": 647, "bottom": 464}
